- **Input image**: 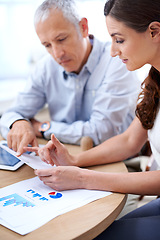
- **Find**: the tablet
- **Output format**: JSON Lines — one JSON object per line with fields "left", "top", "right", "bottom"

{"left": 0, "top": 141, "right": 31, "bottom": 171}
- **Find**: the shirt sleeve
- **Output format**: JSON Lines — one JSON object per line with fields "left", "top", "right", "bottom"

{"left": 0, "top": 59, "right": 47, "bottom": 139}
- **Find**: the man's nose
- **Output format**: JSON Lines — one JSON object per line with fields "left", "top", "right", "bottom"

{"left": 51, "top": 45, "right": 64, "bottom": 59}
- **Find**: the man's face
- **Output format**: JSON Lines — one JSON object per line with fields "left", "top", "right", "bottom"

{"left": 36, "top": 9, "right": 90, "bottom": 73}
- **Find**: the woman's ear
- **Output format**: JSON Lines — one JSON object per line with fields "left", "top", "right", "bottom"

{"left": 149, "top": 21, "right": 160, "bottom": 42}
{"left": 79, "top": 18, "right": 89, "bottom": 37}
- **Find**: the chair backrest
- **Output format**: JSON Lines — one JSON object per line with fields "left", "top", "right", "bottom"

{"left": 80, "top": 136, "right": 93, "bottom": 151}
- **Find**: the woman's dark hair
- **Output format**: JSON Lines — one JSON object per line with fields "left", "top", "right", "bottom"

{"left": 104, "top": 0, "right": 160, "bottom": 129}
{"left": 136, "top": 68, "right": 160, "bottom": 129}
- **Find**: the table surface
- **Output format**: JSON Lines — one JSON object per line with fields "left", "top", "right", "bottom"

{"left": 0, "top": 137, "right": 127, "bottom": 240}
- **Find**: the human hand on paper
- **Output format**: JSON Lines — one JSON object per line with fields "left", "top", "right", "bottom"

{"left": 34, "top": 166, "right": 87, "bottom": 191}
{"left": 7, "top": 120, "right": 39, "bottom": 156}
{"left": 24, "top": 134, "right": 76, "bottom": 166}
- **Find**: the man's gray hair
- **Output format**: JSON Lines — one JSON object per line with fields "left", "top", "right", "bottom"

{"left": 34, "top": 0, "right": 81, "bottom": 28}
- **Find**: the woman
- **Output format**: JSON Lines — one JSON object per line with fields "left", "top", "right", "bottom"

{"left": 25, "top": 0, "right": 160, "bottom": 238}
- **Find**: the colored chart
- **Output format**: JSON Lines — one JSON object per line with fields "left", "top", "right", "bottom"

{"left": 0, "top": 190, "right": 63, "bottom": 210}
{"left": 0, "top": 193, "right": 35, "bottom": 207}
{"left": 48, "top": 192, "right": 62, "bottom": 199}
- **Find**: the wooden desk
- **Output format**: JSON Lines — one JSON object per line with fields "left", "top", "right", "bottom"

{"left": 0, "top": 138, "right": 127, "bottom": 240}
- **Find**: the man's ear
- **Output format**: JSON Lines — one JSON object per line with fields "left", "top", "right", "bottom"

{"left": 79, "top": 18, "right": 89, "bottom": 37}
{"left": 149, "top": 21, "right": 160, "bottom": 42}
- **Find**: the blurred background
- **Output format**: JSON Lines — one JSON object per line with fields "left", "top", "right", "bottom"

{"left": 0, "top": 0, "right": 150, "bottom": 116}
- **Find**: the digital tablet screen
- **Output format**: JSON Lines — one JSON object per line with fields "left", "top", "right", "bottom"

{"left": 0, "top": 142, "right": 25, "bottom": 170}
{"left": 0, "top": 146, "right": 21, "bottom": 166}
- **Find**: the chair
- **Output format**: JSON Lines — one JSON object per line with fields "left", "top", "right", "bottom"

{"left": 80, "top": 136, "right": 94, "bottom": 151}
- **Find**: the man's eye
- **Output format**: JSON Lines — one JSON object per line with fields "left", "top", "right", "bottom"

{"left": 58, "top": 37, "right": 67, "bottom": 42}
{"left": 45, "top": 44, "right": 51, "bottom": 48}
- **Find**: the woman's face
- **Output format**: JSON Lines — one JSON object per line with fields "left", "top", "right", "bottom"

{"left": 106, "top": 16, "right": 154, "bottom": 71}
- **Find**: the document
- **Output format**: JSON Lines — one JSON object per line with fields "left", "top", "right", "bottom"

{"left": 0, "top": 177, "right": 111, "bottom": 235}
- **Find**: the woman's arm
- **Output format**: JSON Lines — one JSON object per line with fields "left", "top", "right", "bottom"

{"left": 75, "top": 117, "right": 148, "bottom": 167}
{"left": 32, "top": 116, "right": 159, "bottom": 195}
{"left": 35, "top": 166, "right": 160, "bottom": 196}
{"left": 84, "top": 169, "right": 160, "bottom": 196}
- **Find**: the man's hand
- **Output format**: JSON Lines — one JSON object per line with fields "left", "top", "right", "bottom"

{"left": 30, "top": 118, "right": 43, "bottom": 137}
{"left": 7, "top": 120, "right": 39, "bottom": 156}
{"left": 24, "top": 134, "right": 76, "bottom": 166}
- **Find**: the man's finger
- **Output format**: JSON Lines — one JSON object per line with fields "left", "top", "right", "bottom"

{"left": 32, "top": 138, "right": 39, "bottom": 147}
{"left": 7, "top": 134, "right": 12, "bottom": 149}
{"left": 17, "top": 137, "right": 33, "bottom": 156}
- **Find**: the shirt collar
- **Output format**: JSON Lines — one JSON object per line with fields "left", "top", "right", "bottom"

{"left": 62, "top": 35, "right": 104, "bottom": 79}
{"left": 62, "top": 70, "right": 76, "bottom": 80}
{"left": 83, "top": 35, "right": 104, "bottom": 74}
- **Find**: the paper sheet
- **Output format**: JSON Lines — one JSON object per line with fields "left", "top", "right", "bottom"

{"left": 0, "top": 177, "right": 112, "bottom": 235}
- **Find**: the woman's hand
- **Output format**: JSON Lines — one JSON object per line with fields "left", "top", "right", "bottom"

{"left": 23, "top": 134, "right": 76, "bottom": 166}
{"left": 34, "top": 166, "right": 86, "bottom": 191}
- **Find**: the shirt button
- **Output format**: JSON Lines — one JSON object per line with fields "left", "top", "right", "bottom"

{"left": 92, "top": 90, "right": 95, "bottom": 97}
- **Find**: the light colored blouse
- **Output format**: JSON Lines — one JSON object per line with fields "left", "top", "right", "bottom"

{"left": 148, "top": 108, "right": 160, "bottom": 167}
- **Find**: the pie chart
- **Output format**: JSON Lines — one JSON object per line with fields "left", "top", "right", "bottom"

{"left": 48, "top": 192, "right": 62, "bottom": 199}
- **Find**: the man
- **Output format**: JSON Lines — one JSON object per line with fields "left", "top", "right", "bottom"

{"left": 0, "top": 0, "right": 140, "bottom": 156}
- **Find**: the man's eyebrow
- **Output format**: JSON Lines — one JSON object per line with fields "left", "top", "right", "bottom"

{"left": 41, "top": 34, "right": 67, "bottom": 45}
{"left": 55, "top": 33, "right": 66, "bottom": 39}
{"left": 111, "top": 32, "right": 122, "bottom": 37}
